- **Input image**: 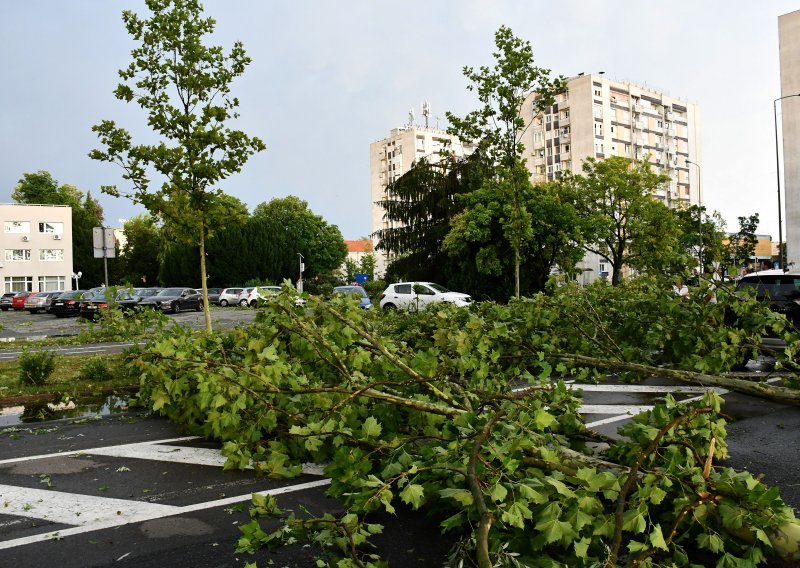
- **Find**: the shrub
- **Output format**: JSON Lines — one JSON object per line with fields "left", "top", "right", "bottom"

{"left": 77, "top": 357, "right": 113, "bottom": 382}
{"left": 18, "top": 349, "right": 57, "bottom": 386}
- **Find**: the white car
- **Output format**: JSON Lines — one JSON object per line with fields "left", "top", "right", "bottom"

{"left": 218, "top": 287, "right": 245, "bottom": 307}
{"left": 379, "top": 282, "right": 472, "bottom": 310}
{"left": 244, "top": 285, "right": 281, "bottom": 307}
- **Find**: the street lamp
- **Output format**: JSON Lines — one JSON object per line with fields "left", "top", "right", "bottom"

{"left": 686, "top": 159, "right": 702, "bottom": 273}
{"left": 297, "top": 253, "right": 305, "bottom": 293}
{"left": 72, "top": 271, "right": 82, "bottom": 290}
{"left": 773, "top": 93, "right": 800, "bottom": 270}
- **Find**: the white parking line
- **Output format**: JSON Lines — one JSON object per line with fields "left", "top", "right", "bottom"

{"left": 0, "top": 478, "right": 331, "bottom": 550}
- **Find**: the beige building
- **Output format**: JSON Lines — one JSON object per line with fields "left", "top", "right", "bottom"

{"left": 521, "top": 74, "right": 701, "bottom": 282}
{"left": 370, "top": 112, "right": 474, "bottom": 275}
{"left": 0, "top": 204, "right": 74, "bottom": 292}
{"left": 779, "top": 10, "right": 800, "bottom": 268}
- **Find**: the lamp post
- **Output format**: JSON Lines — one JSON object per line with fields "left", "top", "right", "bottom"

{"left": 773, "top": 94, "right": 800, "bottom": 270}
{"left": 71, "top": 271, "right": 82, "bottom": 290}
{"left": 297, "top": 253, "right": 305, "bottom": 293}
{"left": 686, "top": 159, "right": 702, "bottom": 273}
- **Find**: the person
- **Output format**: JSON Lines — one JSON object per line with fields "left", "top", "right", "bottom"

{"left": 673, "top": 278, "right": 689, "bottom": 299}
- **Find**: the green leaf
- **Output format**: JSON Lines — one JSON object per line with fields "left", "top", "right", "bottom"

{"left": 439, "top": 488, "right": 474, "bottom": 507}
{"left": 489, "top": 483, "right": 508, "bottom": 502}
{"left": 362, "top": 416, "right": 382, "bottom": 438}
{"left": 534, "top": 408, "right": 556, "bottom": 430}
{"left": 649, "top": 524, "right": 668, "bottom": 550}
{"left": 399, "top": 483, "right": 425, "bottom": 509}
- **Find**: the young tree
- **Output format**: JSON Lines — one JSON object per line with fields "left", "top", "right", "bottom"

{"left": 446, "top": 26, "right": 566, "bottom": 298}
{"left": 90, "top": 0, "right": 265, "bottom": 331}
{"left": 568, "top": 157, "right": 675, "bottom": 285}
{"left": 725, "top": 213, "right": 760, "bottom": 274}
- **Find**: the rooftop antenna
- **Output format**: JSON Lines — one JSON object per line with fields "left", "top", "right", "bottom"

{"left": 422, "top": 101, "right": 431, "bottom": 128}
{"left": 408, "top": 107, "right": 415, "bottom": 128}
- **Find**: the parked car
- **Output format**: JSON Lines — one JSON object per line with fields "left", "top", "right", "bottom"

{"left": 79, "top": 289, "right": 143, "bottom": 320}
{"left": 0, "top": 292, "right": 17, "bottom": 311}
{"left": 734, "top": 269, "right": 800, "bottom": 354}
{"left": 24, "top": 291, "right": 61, "bottom": 314}
{"left": 138, "top": 287, "right": 202, "bottom": 314}
{"left": 379, "top": 282, "right": 472, "bottom": 311}
{"left": 218, "top": 288, "right": 244, "bottom": 307}
{"left": 198, "top": 287, "right": 222, "bottom": 304}
{"left": 244, "top": 286, "right": 281, "bottom": 307}
{"left": 134, "top": 287, "right": 162, "bottom": 300}
{"left": 331, "top": 286, "right": 372, "bottom": 309}
{"left": 49, "top": 290, "right": 87, "bottom": 318}
{"left": 236, "top": 287, "right": 256, "bottom": 307}
{"left": 11, "top": 291, "right": 37, "bottom": 311}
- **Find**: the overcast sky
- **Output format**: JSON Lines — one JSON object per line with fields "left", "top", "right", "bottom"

{"left": 1, "top": 1, "right": 797, "bottom": 240}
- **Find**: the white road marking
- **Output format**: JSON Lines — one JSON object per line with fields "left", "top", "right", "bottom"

{"left": 0, "top": 478, "right": 331, "bottom": 550}
{"left": 0, "top": 437, "right": 201, "bottom": 466}
{"left": 88, "top": 443, "right": 233, "bottom": 468}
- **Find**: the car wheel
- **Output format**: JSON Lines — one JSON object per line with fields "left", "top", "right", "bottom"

{"left": 249, "top": 300, "right": 257, "bottom": 308}
{"left": 219, "top": 299, "right": 228, "bottom": 307}
{"left": 171, "top": 302, "right": 180, "bottom": 314}
{"left": 196, "top": 302, "right": 202, "bottom": 312}
{"left": 1, "top": 307, "right": 7, "bottom": 311}
{"left": 239, "top": 299, "right": 248, "bottom": 307}
{"left": 382, "top": 303, "right": 396, "bottom": 310}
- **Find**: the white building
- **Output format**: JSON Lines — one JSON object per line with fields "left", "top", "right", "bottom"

{"left": 0, "top": 204, "right": 74, "bottom": 292}
{"left": 779, "top": 10, "right": 800, "bottom": 268}
{"left": 370, "top": 106, "right": 475, "bottom": 276}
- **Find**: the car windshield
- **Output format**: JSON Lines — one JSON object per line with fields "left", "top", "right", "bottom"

{"left": 158, "top": 288, "right": 186, "bottom": 296}
{"left": 334, "top": 287, "right": 367, "bottom": 298}
{"left": 738, "top": 276, "right": 800, "bottom": 301}
{"left": 427, "top": 283, "right": 451, "bottom": 293}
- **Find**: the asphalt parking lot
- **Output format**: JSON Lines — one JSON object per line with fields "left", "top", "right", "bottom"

{"left": 0, "top": 306, "right": 257, "bottom": 341}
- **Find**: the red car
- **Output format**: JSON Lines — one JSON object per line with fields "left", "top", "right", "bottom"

{"left": 11, "top": 291, "right": 36, "bottom": 311}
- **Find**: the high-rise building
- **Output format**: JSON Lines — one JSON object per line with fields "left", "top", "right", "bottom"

{"left": 779, "top": 10, "right": 800, "bottom": 268}
{"left": 521, "top": 74, "right": 701, "bottom": 207}
{"left": 369, "top": 110, "right": 474, "bottom": 276}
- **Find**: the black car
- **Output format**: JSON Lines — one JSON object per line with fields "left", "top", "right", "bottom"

{"left": 79, "top": 289, "right": 143, "bottom": 320}
{"left": 49, "top": 290, "right": 87, "bottom": 318}
{"left": 734, "top": 269, "right": 800, "bottom": 355}
{"left": 137, "top": 287, "right": 202, "bottom": 314}
{"left": 0, "top": 292, "right": 17, "bottom": 311}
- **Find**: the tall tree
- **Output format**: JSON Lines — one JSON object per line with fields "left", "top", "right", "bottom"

{"left": 375, "top": 153, "right": 488, "bottom": 288}
{"left": 446, "top": 26, "right": 566, "bottom": 298}
{"left": 251, "top": 196, "right": 347, "bottom": 283}
{"left": 90, "top": 0, "right": 265, "bottom": 331}
{"left": 119, "top": 214, "right": 163, "bottom": 286}
{"left": 568, "top": 156, "right": 674, "bottom": 285}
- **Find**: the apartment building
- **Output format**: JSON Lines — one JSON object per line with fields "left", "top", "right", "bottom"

{"left": 522, "top": 74, "right": 701, "bottom": 205}
{"left": 370, "top": 113, "right": 474, "bottom": 275}
{"left": 0, "top": 204, "right": 74, "bottom": 292}
{"left": 779, "top": 10, "right": 800, "bottom": 268}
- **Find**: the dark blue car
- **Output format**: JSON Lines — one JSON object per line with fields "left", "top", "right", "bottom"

{"left": 332, "top": 286, "right": 372, "bottom": 309}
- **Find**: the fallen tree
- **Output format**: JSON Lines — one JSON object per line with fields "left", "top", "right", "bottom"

{"left": 130, "top": 285, "right": 800, "bottom": 566}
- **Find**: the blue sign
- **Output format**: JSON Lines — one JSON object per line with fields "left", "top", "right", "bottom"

{"left": 355, "top": 273, "right": 369, "bottom": 284}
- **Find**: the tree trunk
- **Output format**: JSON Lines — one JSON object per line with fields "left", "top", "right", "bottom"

{"left": 198, "top": 222, "right": 212, "bottom": 333}
{"left": 515, "top": 246, "right": 520, "bottom": 299}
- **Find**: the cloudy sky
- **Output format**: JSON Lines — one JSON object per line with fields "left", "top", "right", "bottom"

{"left": 1, "top": 1, "right": 797, "bottom": 240}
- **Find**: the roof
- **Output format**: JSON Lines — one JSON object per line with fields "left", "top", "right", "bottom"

{"left": 345, "top": 240, "right": 372, "bottom": 253}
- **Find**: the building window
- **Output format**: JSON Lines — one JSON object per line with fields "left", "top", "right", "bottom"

{"left": 534, "top": 131, "right": 543, "bottom": 142}
{"left": 594, "top": 122, "right": 603, "bottom": 136}
{"left": 594, "top": 88, "right": 601, "bottom": 97}
{"left": 38, "top": 276, "right": 65, "bottom": 292}
{"left": 38, "top": 222, "right": 64, "bottom": 234}
{"left": 562, "top": 110, "right": 570, "bottom": 119}
{"left": 5, "top": 249, "right": 31, "bottom": 261}
{"left": 545, "top": 114, "right": 552, "bottom": 123}
{"left": 595, "top": 143, "right": 604, "bottom": 155}
{"left": 562, "top": 144, "right": 570, "bottom": 153}
{"left": 39, "top": 249, "right": 64, "bottom": 261}
{"left": 4, "top": 276, "right": 33, "bottom": 293}
{"left": 4, "top": 221, "right": 29, "bottom": 234}
{"left": 593, "top": 104, "right": 603, "bottom": 119}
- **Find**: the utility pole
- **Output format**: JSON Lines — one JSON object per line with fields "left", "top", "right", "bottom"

{"left": 297, "top": 253, "right": 305, "bottom": 293}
